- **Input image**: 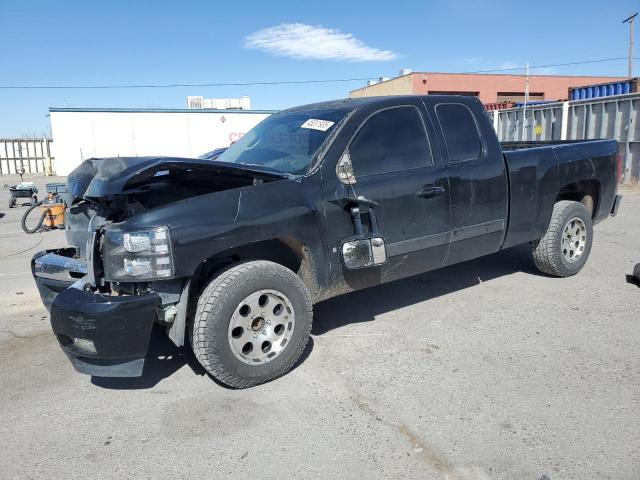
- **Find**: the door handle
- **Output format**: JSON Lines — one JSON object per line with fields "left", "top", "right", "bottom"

{"left": 416, "top": 185, "right": 446, "bottom": 199}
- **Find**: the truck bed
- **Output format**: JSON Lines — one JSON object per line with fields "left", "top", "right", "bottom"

{"left": 500, "top": 138, "right": 619, "bottom": 249}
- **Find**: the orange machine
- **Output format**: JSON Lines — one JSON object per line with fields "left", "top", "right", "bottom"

{"left": 21, "top": 191, "right": 68, "bottom": 234}
{"left": 40, "top": 196, "right": 66, "bottom": 229}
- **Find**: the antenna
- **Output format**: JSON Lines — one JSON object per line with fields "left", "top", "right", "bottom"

{"left": 623, "top": 13, "right": 638, "bottom": 77}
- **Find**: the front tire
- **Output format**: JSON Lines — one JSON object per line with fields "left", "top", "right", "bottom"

{"left": 532, "top": 200, "right": 593, "bottom": 277}
{"left": 191, "top": 261, "right": 313, "bottom": 388}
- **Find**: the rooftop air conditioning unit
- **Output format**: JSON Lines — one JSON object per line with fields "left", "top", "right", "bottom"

{"left": 239, "top": 96, "right": 251, "bottom": 110}
{"left": 187, "top": 96, "right": 204, "bottom": 109}
{"left": 187, "top": 96, "right": 251, "bottom": 110}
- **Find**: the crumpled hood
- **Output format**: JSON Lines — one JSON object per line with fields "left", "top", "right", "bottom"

{"left": 67, "top": 156, "right": 289, "bottom": 199}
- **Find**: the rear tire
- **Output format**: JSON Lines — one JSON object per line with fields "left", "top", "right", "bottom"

{"left": 191, "top": 261, "right": 313, "bottom": 388}
{"left": 532, "top": 200, "right": 593, "bottom": 277}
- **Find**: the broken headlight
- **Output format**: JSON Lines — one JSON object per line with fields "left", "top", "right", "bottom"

{"left": 102, "top": 226, "right": 174, "bottom": 281}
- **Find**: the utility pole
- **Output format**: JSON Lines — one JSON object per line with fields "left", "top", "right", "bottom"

{"left": 521, "top": 62, "right": 530, "bottom": 140}
{"left": 623, "top": 12, "right": 638, "bottom": 77}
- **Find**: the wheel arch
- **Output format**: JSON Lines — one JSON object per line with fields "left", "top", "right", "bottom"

{"left": 190, "top": 236, "right": 321, "bottom": 300}
{"left": 555, "top": 179, "right": 600, "bottom": 219}
{"left": 167, "top": 236, "right": 322, "bottom": 347}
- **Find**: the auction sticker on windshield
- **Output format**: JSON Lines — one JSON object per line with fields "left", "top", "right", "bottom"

{"left": 301, "top": 119, "right": 335, "bottom": 131}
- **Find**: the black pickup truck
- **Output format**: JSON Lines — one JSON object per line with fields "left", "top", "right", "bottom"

{"left": 32, "top": 95, "right": 622, "bottom": 387}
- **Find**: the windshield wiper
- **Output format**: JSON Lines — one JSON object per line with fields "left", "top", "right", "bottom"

{"left": 219, "top": 161, "right": 294, "bottom": 178}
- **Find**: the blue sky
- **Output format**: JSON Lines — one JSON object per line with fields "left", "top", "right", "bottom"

{"left": 0, "top": 0, "right": 637, "bottom": 136}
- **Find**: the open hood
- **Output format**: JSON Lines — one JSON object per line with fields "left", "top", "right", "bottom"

{"left": 67, "top": 156, "right": 290, "bottom": 199}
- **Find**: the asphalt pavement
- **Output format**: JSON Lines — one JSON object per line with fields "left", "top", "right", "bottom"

{"left": 0, "top": 175, "right": 638, "bottom": 480}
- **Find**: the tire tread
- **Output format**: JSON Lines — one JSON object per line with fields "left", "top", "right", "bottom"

{"left": 531, "top": 200, "right": 592, "bottom": 277}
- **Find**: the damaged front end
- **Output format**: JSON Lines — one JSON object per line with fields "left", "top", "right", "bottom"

{"left": 32, "top": 246, "right": 161, "bottom": 376}
{"left": 32, "top": 156, "right": 287, "bottom": 377}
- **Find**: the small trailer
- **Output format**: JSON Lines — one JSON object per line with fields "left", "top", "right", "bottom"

{"left": 4, "top": 168, "right": 38, "bottom": 208}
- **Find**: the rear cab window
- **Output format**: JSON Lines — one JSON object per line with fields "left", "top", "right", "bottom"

{"left": 435, "top": 103, "right": 484, "bottom": 162}
{"left": 348, "top": 106, "right": 433, "bottom": 177}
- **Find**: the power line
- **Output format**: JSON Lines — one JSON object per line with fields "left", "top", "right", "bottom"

{"left": 0, "top": 77, "right": 377, "bottom": 90}
{"left": 0, "top": 57, "right": 634, "bottom": 90}
{"left": 465, "top": 57, "right": 630, "bottom": 74}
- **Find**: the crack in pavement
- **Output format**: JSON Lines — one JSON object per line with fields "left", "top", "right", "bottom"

{"left": 351, "top": 393, "right": 459, "bottom": 478}
{"left": 350, "top": 393, "right": 494, "bottom": 480}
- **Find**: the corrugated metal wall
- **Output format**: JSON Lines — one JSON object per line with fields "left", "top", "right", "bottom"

{"left": 0, "top": 138, "right": 54, "bottom": 175}
{"left": 489, "top": 92, "right": 639, "bottom": 183}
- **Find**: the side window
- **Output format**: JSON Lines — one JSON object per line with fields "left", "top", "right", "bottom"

{"left": 349, "top": 106, "right": 433, "bottom": 177}
{"left": 435, "top": 104, "right": 483, "bottom": 162}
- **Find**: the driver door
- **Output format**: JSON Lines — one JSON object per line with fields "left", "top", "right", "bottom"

{"left": 321, "top": 102, "right": 452, "bottom": 291}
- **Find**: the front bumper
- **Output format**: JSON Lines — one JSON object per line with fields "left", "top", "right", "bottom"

{"left": 32, "top": 249, "right": 161, "bottom": 377}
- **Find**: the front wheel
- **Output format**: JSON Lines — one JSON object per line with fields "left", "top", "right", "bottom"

{"left": 191, "top": 261, "right": 313, "bottom": 388}
{"left": 532, "top": 200, "right": 593, "bottom": 277}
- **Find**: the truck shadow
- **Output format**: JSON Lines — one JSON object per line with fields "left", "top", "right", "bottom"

{"left": 91, "top": 326, "right": 315, "bottom": 390}
{"left": 93, "top": 244, "right": 538, "bottom": 389}
{"left": 91, "top": 327, "right": 205, "bottom": 390}
{"left": 312, "top": 244, "right": 541, "bottom": 335}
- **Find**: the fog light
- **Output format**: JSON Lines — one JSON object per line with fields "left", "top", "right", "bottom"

{"left": 72, "top": 338, "right": 97, "bottom": 355}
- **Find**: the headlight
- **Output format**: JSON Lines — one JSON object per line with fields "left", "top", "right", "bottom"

{"left": 103, "top": 226, "right": 174, "bottom": 281}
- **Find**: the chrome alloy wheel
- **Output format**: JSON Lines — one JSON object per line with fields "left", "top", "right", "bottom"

{"left": 562, "top": 217, "right": 587, "bottom": 263}
{"left": 227, "top": 290, "right": 296, "bottom": 365}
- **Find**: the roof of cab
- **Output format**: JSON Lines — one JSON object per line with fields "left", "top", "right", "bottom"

{"left": 279, "top": 95, "right": 480, "bottom": 114}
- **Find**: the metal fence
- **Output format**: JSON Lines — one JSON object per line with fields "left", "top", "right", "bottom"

{"left": 488, "top": 92, "right": 640, "bottom": 183}
{"left": 0, "top": 138, "right": 54, "bottom": 176}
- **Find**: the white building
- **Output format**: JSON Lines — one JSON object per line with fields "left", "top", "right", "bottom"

{"left": 50, "top": 107, "right": 275, "bottom": 176}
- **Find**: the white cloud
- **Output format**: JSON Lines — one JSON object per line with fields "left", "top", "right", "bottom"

{"left": 244, "top": 23, "right": 398, "bottom": 62}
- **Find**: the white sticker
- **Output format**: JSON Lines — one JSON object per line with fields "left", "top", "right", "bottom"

{"left": 301, "top": 118, "right": 335, "bottom": 131}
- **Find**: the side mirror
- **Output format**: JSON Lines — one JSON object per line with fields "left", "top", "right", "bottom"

{"left": 336, "top": 152, "right": 356, "bottom": 185}
{"left": 342, "top": 236, "right": 386, "bottom": 269}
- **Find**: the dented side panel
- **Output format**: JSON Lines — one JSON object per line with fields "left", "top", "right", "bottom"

{"left": 121, "top": 176, "right": 329, "bottom": 294}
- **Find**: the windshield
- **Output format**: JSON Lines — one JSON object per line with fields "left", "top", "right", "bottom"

{"left": 216, "top": 108, "right": 350, "bottom": 175}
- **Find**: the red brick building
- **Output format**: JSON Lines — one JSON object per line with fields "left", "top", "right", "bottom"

{"left": 350, "top": 71, "right": 626, "bottom": 104}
